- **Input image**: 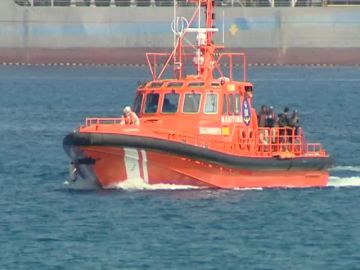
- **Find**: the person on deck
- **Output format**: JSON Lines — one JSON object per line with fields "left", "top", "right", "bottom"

{"left": 288, "top": 110, "right": 300, "bottom": 136}
{"left": 258, "top": 105, "right": 269, "bottom": 146}
{"left": 265, "top": 106, "right": 276, "bottom": 128}
{"left": 121, "top": 106, "right": 140, "bottom": 126}
{"left": 266, "top": 106, "right": 277, "bottom": 144}
{"left": 258, "top": 105, "right": 268, "bottom": 128}
{"left": 277, "top": 107, "right": 290, "bottom": 147}
{"left": 277, "top": 107, "right": 289, "bottom": 128}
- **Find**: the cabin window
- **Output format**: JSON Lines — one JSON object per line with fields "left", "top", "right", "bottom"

{"left": 229, "top": 94, "right": 234, "bottom": 114}
{"left": 222, "top": 94, "right": 228, "bottom": 114}
{"left": 235, "top": 94, "right": 241, "bottom": 115}
{"left": 167, "top": 82, "right": 183, "bottom": 88}
{"left": 211, "top": 82, "right": 221, "bottom": 88}
{"left": 204, "top": 93, "right": 218, "bottom": 114}
{"left": 245, "top": 86, "right": 253, "bottom": 93}
{"left": 162, "top": 93, "right": 179, "bottom": 113}
{"left": 183, "top": 93, "right": 201, "bottom": 113}
{"left": 133, "top": 93, "right": 143, "bottom": 114}
{"left": 138, "top": 81, "right": 147, "bottom": 89}
{"left": 145, "top": 93, "right": 159, "bottom": 113}
{"left": 14, "top": 0, "right": 31, "bottom": 6}
{"left": 149, "top": 82, "right": 164, "bottom": 88}
{"left": 188, "top": 82, "right": 205, "bottom": 88}
{"left": 32, "top": 0, "right": 51, "bottom": 6}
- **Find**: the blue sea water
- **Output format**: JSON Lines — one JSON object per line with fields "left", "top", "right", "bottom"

{"left": 0, "top": 66, "right": 360, "bottom": 269}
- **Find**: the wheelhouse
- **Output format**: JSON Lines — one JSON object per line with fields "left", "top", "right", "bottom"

{"left": 133, "top": 79, "right": 254, "bottom": 119}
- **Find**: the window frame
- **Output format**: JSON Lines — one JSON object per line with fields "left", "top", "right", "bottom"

{"left": 228, "top": 94, "right": 234, "bottom": 115}
{"left": 203, "top": 92, "right": 219, "bottom": 114}
{"left": 167, "top": 82, "right": 183, "bottom": 88}
{"left": 182, "top": 92, "right": 202, "bottom": 114}
{"left": 234, "top": 93, "right": 241, "bottom": 115}
{"left": 222, "top": 93, "right": 228, "bottom": 115}
{"left": 133, "top": 92, "right": 144, "bottom": 114}
{"left": 161, "top": 92, "right": 180, "bottom": 114}
{"left": 144, "top": 92, "right": 160, "bottom": 114}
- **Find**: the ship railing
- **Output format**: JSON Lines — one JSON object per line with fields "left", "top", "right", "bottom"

{"left": 154, "top": 129, "right": 226, "bottom": 149}
{"left": 255, "top": 127, "right": 326, "bottom": 157}
{"left": 84, "top": 117, "right": 123, "bottom": 127}
{"left": 146, "top": 53, "right": 172, "bottom": 81}
{"left": 215, "top": 52, "right": 247, "bottom": 82}
{"left": 157, "top": 126, "right": 327, "bottom": 158}
{"left": 81, "top": 118, "right": 326, "bottom": 158}
{"left": 146, "top": 50, "right": 246, "bottom": 81}
{"left": 154, "top": 126, "right": 328, "bottom": 159}
{"left": 21, "top": 0, "right": 358, "bottom": 8}
{"left": 155, "top": 126, "right": 227, "bottom": 151}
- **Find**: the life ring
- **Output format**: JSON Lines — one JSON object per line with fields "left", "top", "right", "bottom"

{"left": 247, "top": 129, "right": 256, "bottom": 152}
{"left": 238, "top": 128, "right": 247, "bottom": 150}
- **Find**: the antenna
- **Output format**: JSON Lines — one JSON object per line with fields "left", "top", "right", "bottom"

{"left": 197, "top": 0, "right": 201, "bottom": 76}
{"left": 222, "top": 10, "right": 225, "bottom": 44}
{"left": 148, "top": 0, "right": 224, "bottom": 81}
{"left": 173, "top": 0, "right": 176, "bottom": 52}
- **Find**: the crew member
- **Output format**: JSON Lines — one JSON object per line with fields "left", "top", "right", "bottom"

{"left": 277, "top": 107, "right": 290, "bottom": 146}
{"left": 258, "top": 105, "right": 268, "bottom": 127}
{"left": 277, "top": 107, "right": 289, "bottom": 128}
{"left": 265, "top": 106, "right": 276, "bottom": 128}
{"left": 266, "top": 106, "right": 277, "bottom": 144}
{"left": 258, "top": 105, "right": 269, "bottom": 146}
{"left": 288, "top": 110, "right": 300, "bottom": 136}
{"left": 121, "top": 106, "right": 140, "bottom": 126}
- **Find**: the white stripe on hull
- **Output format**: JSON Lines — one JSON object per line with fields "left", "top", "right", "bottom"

{"left": 124, "top": 148, "right": 149, "bottom": 183}
{"left": 140, "top": 149, "right": 149, "bottom": 184}
{"left": 124, "top": 148, "right": 141, "bottom": 180}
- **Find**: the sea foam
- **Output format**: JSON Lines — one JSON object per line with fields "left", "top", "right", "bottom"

{"left": 328, "top": 176, "right": 360, "bottom": 188}
{"left": 112, "top": 177, "right": 202, "bottom": 191}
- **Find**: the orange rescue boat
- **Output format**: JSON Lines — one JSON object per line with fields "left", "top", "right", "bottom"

{"left": 63, "top": 0, "right": 333, "bottom": 189}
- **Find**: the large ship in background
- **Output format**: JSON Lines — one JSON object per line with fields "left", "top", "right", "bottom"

{"left": 1, "top": 0, "right": 360, "bottom": 65}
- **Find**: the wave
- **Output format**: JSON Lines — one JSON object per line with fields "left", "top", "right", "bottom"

{"left": 111, "top": 178, "right": 202, "bottom": 191}
{"left": 328, "top": 176, "right": 360, "bottom": 188}
{"left": 330, "top": 165, "right": 360, "bottom": 172}
{"left": 113, "top": 178, "right": 266, "bottom": 191}
{"left": 63, "top": 178, "right": 99, "bottom": 190}
{"left": 328, "top": 165, "right": 360, "bottom": 187}
{"left": 232, "top": 187, "right": 263, "bottom": 191}
{"left": 64, "top": 173, "right": 360, "bottom": 191}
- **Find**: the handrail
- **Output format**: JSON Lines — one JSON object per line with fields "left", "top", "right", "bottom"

{"left": 216, "top": 52, "right": 246, "bottom": 82}
{"left": 85, "top": 117, "right": 123, "bottom": 126}
{"left": 17, "top": 0, "right": 360, "bottom": 7}
{"left": 82, "top": 117, "right": 327, "bottom": 158}
{"left": 146, "top": 52, "right": 172, "bottom": 81}
{"left": 256, "top": 127, "right": 325, "bottom": 157}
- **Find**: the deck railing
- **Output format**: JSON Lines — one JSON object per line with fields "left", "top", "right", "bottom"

{"left": 83, "top": 117, "right": 327, "bottom": 157}
{"left": 15, "top": 0, "right": 360, "bottom": 7}
{"left": 255, "top": 127, "right": 326, "bottom": 158}
{"left": 85, "top": 117, "right": 123, "bottom": 126}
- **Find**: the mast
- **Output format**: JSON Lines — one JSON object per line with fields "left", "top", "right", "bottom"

{"left": 186, "top": 0, "right": 217, "bottom": 80}
{"left": 147, "top": 0, "right": 227, "bottom": 82}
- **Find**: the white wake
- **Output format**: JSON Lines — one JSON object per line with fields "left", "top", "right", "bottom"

{"left": 330, "top": 165, "right": 360, "bottom": 173}
{"left": 63, "top": 165, "right": 360, "bottom": 190}
{"left": 63, "top": 178, "right": 99, "bottom": 190}
{"left": 328, "top": 176, "right": 360, "bottom": 188}
{"left": 327, "top": 165, "right": 360, "bottom": 188}
{"left": 111, "top": 177, "right": 202, "bottom": 191}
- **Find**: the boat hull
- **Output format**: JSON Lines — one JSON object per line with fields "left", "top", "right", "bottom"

{"left": 63, "top": 132, "right": 331, "bottom": 189}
